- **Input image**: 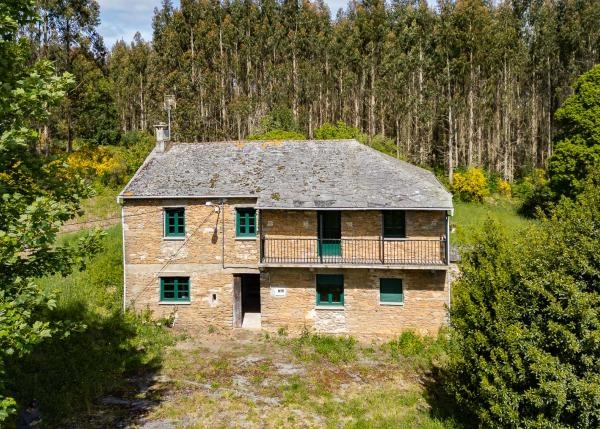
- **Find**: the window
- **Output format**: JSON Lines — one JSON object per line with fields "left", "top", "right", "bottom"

{"left": 236, "top": 208, "right": 256, "bottom": 237}
{"left": 160, "top": 277, "right": 190, "bottom": 302}
{"left": 383, "top": 211, "right": 406, "bottom": 238}
{"left": 316, "top": 274, "right": 344, "bottom": 306}
{"left": 164, "top": 208, "right": 185, "bottom": 237}
{"left": 380, "top": 278, "right": 403, "bottom": 304}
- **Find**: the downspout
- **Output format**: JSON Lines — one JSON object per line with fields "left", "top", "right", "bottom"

{"left": 446, "top": 210, "right": 451, "bottom": 311}
{"left": 221, "top": 199, "right": 225, "bottom": 269}
{"left": 121, "top": 204, "right": 127, "bottom": 313}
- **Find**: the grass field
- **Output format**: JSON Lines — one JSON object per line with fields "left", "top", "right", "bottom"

{"left": 451, "top": 198, "right": 534, "bottom": 244}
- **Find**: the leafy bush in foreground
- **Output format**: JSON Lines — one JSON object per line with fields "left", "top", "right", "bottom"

{"left": 447, "top": 174, "right": 600, "bottom": 427}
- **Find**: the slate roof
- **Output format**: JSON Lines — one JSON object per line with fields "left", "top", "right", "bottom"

{"left": 119, "top": 140, "right": 452, "bottom": 210}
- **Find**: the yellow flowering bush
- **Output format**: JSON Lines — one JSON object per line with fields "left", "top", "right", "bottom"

{"left": 66, "top": 146, "right": 127, "bottom": 186}
{"left": 497, "top": 178, "right": 512, "bottom": 198}
{"left": 452, "top": 167, "right": 489, "bottom": 202}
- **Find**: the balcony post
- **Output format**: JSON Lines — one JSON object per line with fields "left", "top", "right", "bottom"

{"left": 260, "top": 235, "right": 265, "bottom": 263}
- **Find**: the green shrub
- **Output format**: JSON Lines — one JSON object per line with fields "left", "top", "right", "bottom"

{"left": 117, "top": 131, "right": 154, "bottom": 175}
{"left": 369, "top": 134, "right": 402, "bottom": 158}
{"left": 314, "top": 121, "right": 362, "bottom": 140}
{"left": 452, "top": 167, "right": 489, "bottom": 202}
{"left": 388, "top": 331, "right": 427, "bottom": 357}
{"left": 446, "top": 175, "right": 600, "bottom": 427}
{"left": 287, "top": 331, "right": 357, "bottom": 364}
{"left": 247, "top": 129, "right": 306, "bottom": 140}
{"left": 258, "top": 105, "right": 299, "bottom": 133}
{"left": 515, "top": 169, "right": 555, "bottom": 217}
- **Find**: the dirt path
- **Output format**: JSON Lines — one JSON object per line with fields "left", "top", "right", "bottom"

{"left": 61, "top": 217, "right": 120, "bottom": 233}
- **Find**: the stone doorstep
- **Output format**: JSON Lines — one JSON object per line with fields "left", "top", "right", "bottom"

{"left": 241, "top": 312, "right": 262, "bottom": 329}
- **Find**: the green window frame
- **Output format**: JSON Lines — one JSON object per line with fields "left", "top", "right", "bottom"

{"left": 316, "top": 274, "right": 344, "bottom": 306}
{"left": 383, "top": 210, "right": 406, "bottom": 238}
{"left": 380, "top": 278, "right": 403, "bottom": 303}
{"left": 236, "top": 207, "right": 256, "bottom": 237}
{"left": 164, "top": 207, "right": 185, "bottom": 237}
{"left": 160, "top": 277, "right": 190, "bottom": 302}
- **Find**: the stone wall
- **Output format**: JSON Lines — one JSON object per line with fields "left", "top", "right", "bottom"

{"left": 123, "top": 198, "right": 260, "bottom": 267}
{"left": 122, "top": 198, "right": 260, "bottom": 328}
{"left": 125, "top": 264, "right": 236, "bottom": 328}
{"left": 261, "top": 210, "right": 446, "bottom": 238}
{"left": 122, "top": 198, "right": 450, "bottom": 336}
{"left": 261, "top": 267, "right": 449, "bottom": 337}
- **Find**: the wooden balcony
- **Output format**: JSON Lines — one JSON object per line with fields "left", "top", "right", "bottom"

{"left": 259, "top": 237, "right": 448, "bottom": 268}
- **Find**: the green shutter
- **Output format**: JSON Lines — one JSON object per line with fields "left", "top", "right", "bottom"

{"left": 380, "top": 278, "right": 403, "bottom": 303}
{"left": 236, "top": 208, "right": 256, "bottom": 237}
{"left": 316, "top": 274, "right": 344, "bottom": 306}
{"left": 161, "top": 277, "right": 190, "bottom": 302}
{"left": 165, "top": 208, "right": 185, "bottom": 237}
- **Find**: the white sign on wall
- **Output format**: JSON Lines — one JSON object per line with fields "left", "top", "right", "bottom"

{"left": 271, "top": 287, "right": 287, "bottom": 298}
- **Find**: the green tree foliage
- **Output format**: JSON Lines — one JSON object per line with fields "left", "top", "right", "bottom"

{"left": 27, "top": 0, "right": 118, "bottom": 150}
{"left": 314, "top": 121, "right": 362, "bottom": 139}
{"left": 0, "top": 1, "right": 102, "bottom": 420}
{"left": 447, "top": 173, "right": 600, "bottom": 427}
{"left": 521, "top": 64, "right": 600, "bottom": 216}
{"left": 548, "top": 64, "right": 600, "bottom": 199}
{"left": 247, "top": 129, "right": 306, "bottom": 140}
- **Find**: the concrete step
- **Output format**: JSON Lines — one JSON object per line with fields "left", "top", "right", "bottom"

{"left": 241, "top": 312, "right": 261, "bottom": 330}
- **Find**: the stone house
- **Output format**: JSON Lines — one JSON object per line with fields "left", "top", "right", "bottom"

{"left": 118, "top": 139, "right": 453, "bottom": 337}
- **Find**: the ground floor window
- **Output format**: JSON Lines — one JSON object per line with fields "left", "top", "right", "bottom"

{"left": 316, "top": 274, "right": 344, "bottom": 306}
{"left": 160, "top": 277, "right": 190, "bottom": 302}
{"left": 379, "top": 278, "right": 403, "bottom": 304}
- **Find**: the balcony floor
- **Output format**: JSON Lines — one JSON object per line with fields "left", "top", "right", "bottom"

{"left": 259, "top": 261, "right": 449, "bottom": 270}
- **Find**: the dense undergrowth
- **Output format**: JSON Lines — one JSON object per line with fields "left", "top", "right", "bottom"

{"left": 5, "top": 225, "right": 173, "bottom": 427}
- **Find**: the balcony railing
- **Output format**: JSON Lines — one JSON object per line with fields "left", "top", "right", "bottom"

{"left": 260, "top": 237, "right": 447, "bottom": 266}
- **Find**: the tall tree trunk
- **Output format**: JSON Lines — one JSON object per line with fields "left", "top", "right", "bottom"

{"left": 65, "top": 18, "right": 73, "bottom": 153}
{"left": 468, "top": 51, "right": 474, "bottom": 167}
{"left": 531, "top": 80, "right": 538, "bottom": 167}
{"left": 446, "top": 56, "right": 454, "bottom": 184}
{"left": 219, "top": 27, "right": 226, "bottom": 128}
{"left": 369, "top": 61, "right": 375, "bottom": 137}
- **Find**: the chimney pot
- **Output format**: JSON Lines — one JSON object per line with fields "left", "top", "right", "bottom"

{"left": 154, "top": 122, "right": 170, "bottom": 152}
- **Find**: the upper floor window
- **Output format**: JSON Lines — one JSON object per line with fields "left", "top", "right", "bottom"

{"left": 164, "top": 207, "right": 185, "bottom": 237}
{"left": 383, "top": 210, "right": 406, "bottom": 238}
{"left": 236, "top": 208, "right": 256, "bottom": 237}
{"left": 160, "top": 277, "right": 190, "bottom": 302}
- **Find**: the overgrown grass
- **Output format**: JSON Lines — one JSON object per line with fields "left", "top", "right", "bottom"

{"left": 6, "top": 225, "right": 173, "bottom": 427}
{"left": 64, "top": 185, "right": 120, "bottom": 227}
{"left": 384, "top": 330, "right": 450, "bottom": 371}
{"left": 147, "top": 330, "right": 461, "bottom": 428}
{"left": 451, "top": 198, "right": 533, "bottom": 244}
{"left": 283, "top": 330, "right": 357, "bottom": 363}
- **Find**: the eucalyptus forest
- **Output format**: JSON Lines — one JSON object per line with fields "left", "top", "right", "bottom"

{"left": 21, "top": 0, "right": 599, "bottom": 181}
{"left": 1, "top": 0, "right": 599, "bottom": 426}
